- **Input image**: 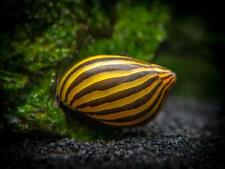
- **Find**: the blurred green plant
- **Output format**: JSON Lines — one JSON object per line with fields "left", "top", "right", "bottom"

{"left": 153, "top": 16, "right": 222, "bottom": 102}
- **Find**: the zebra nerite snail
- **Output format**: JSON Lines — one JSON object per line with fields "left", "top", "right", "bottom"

{"left": 57, "top": 55, "right": 176, "bottom": 126}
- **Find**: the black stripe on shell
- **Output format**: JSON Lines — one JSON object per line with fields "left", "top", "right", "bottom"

{"left": 83, "top": 80, "right": 162, "bottom": 115}
{"left": 131, "top": 79, "right": 173, "bottom": 126}
{"left": 100, "top": 76, "right": 173, "bottom": 123}
{"left": 69, "top": 70, "right": 157, "bottom": 106}
{"left": 64, "top": 64, "right": 148, "bottom": 102}
{"left": 76, "top": 76, "right": 159, "bottom": 109}
{"left": 59, "top": 57, "right": 134, "bottom": 98}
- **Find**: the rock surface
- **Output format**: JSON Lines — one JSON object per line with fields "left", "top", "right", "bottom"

{"left": 1, "top": 96, "right": 225, "bottom": 169}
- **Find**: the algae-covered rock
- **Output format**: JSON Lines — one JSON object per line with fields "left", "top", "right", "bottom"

{"left": 81, "top": 2, "right": 169, "bottom": 61}
{"left": 0, "top": 0, "right": 170, "bottom": 140}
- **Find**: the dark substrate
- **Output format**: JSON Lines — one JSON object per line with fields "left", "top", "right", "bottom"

{"left": 0, "top": 96, "right": 225, "bottom": 169}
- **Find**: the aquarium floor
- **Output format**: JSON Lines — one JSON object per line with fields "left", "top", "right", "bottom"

{"left": 0, "top": 96, "right": 225, "bottom": 169}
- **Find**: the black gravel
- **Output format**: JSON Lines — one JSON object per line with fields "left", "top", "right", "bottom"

{"left": 0, "top": 96, "right": 225, "bottom": 169}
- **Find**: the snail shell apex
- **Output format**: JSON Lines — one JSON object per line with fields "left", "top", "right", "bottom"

{"left": 57, "top": 55, "right": 176, "bottom": 127}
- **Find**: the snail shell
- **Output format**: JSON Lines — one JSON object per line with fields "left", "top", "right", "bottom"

{"left": 57, "top": 55, "right": 176, "bottom": 127}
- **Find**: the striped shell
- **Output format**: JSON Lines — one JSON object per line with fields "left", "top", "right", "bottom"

{"left": 57, "top": 55, "right": 176, "bottom": 127}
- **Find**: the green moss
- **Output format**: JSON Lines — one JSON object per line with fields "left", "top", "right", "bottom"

{"left": 3, "top": 71, "right": 65, "bottom": 135}
{"left": 0, "top": 70, "right": 28, "bottom": 90}
{"left": 12, "top": 23, "right": 79, "bottom": 71}
{"left": 80, "top": 3, "right": 169, "bottom": 61}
